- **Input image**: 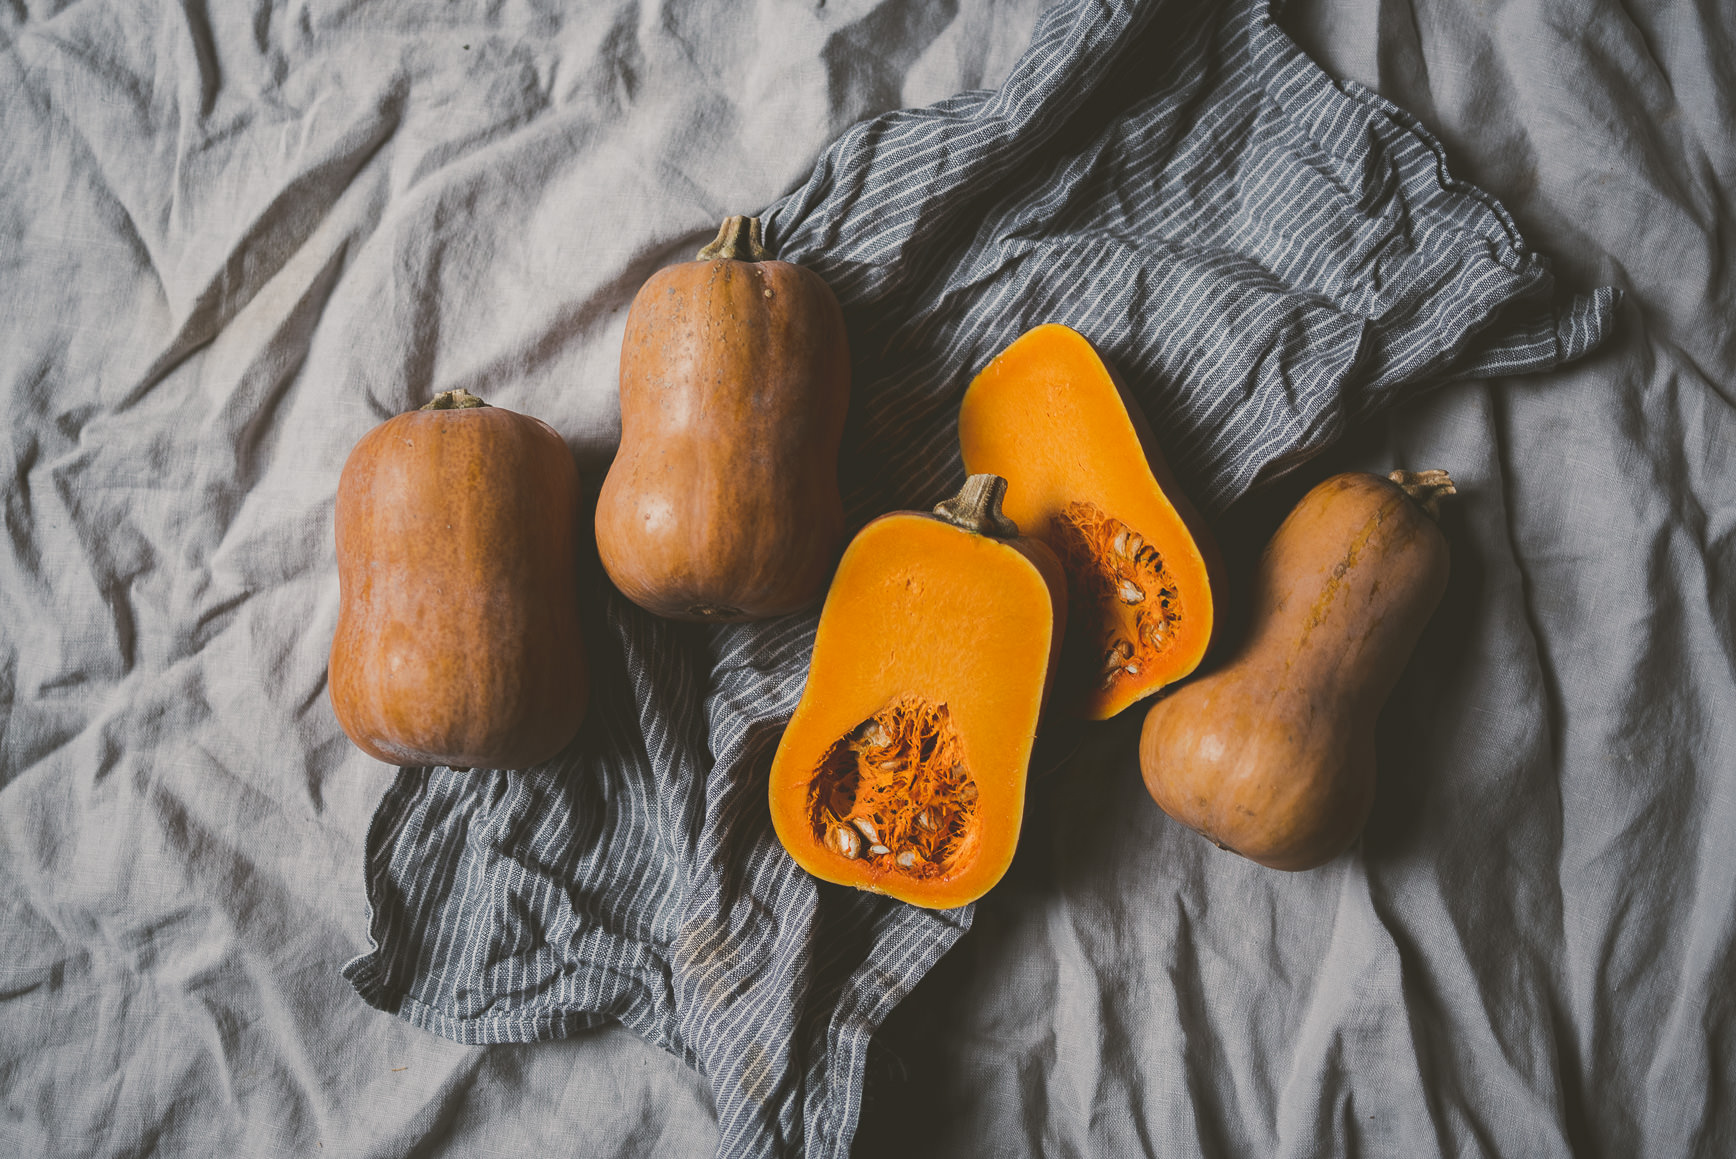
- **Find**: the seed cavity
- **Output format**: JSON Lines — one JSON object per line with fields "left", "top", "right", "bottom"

{"left": 1054, "top": 501, "right": 1185, "bottom": 693}
{"left": 807, "top": 695, "right": 978, "bottom": 879}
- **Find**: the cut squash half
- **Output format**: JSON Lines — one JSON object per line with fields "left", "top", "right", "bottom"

{"left": 960, "top": 324, "right": 1218, "bottom": 720}
{"left": 769, "top": 476, "right": 1065, "bottom": 909}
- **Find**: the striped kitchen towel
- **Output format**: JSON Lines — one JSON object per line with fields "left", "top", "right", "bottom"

{"left": 342, "top": 0, "right": 1618, "bottom": 1156}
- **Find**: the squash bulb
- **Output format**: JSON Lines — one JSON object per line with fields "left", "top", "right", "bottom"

{"left": 1139, "top": 470, "right": 1454, "bottom": 870}
{"left": 596, "top": 216, "right": 850, "bottom": 622}
{"left": 329, "top": 390, "right": 589, "bottom": 770}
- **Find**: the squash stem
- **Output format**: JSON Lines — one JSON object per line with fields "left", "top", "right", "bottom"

{"left": 1389, "top": 469, "right": 1456, "bottom": 519}
{"left": 698, "top": 216, "right": 769, "bottom": 262}
{"left": 933, "top": 474, "right": 1020, "bottom": 539}
{"left": 421, "top": 389, "right": 490, "bottom": 411}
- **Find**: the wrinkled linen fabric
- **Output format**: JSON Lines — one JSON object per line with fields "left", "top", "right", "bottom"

{"left": 6, "top": 0, "right": 1734, "bottom": 1156}
{"left": 0, "top": 0, "right": 1040, "bottom": 1155}
{"left": 851, "top": 1, "right": 1736, "bottom": 1156}
{"left": 343, "top": 1, "right": 1617, "bottom": 1157}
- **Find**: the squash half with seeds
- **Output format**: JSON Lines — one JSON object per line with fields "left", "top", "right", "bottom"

{"left": 960, "top": 324, "right": 1219, "bottom": 719}
{"left": 769, "top": 475, "right": 1065, "bottom": 909}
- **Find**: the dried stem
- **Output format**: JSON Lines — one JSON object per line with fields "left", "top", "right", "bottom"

{"left": 697, "top": 216, "right": 769, "bottom": 262}
{"left": 1389, "top": 469, "right": 1456, "bottom": 519}
{"left": 933, "top": 474, "right": 1019, "bottom": 539}
{"left": 420, "top": 389, "right": 490, "bottom": 411}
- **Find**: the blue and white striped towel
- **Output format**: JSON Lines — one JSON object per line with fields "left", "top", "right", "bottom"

{"left": 343, "top": 0, "right": 1618, "bottom": 1155}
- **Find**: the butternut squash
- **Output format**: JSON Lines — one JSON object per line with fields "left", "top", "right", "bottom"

{"left": 1139, "top": 470, "right": 1455, "bottom": 870}
{"left": 768, "top": 475, "right": 1066, "bottom": 909}
{"left": 959, "top": 324, "right": 1218, "bottom": 719}
{"left": 596, "top": 216, "right": 851, "bottom": 622}
{"left": 329, "top": 389, "right": 589, "bottom": 770}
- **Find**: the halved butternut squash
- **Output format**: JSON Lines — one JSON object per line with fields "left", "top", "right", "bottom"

{"left": 768, "top": 476, "right": 1066, "bottom": 909}
{"left": 959, "top": 324, "right": 1218, "bottom": 720}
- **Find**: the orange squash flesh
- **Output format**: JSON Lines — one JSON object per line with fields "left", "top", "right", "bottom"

{"left": 769, "top": 477, "right": 1065, "bottom": 910}
{"left": 959, "top": 324, "right": 1217, "bottom": 720}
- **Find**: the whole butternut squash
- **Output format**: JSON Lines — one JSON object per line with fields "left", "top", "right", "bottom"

{"left": 769, "top": 475, "right": 1066, "bottom": 909}
{"left": 1139, "top": 470, "right": 1455, "bottom": 870}
{"left": 596, "top": 216, "right": 850, "bottom": 621}
{"left": 959, "top": 324, "right": 1219, "bottom": 720}
{"left": 329, "top": 389, "right": 589, "bottom": 770}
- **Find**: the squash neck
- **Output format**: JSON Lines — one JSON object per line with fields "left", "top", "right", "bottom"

{"left": 698, "top": 216, "right": 769, "bottom": 262}
{"left": 933, "top": 475, "right": 1020, "bottom": 539}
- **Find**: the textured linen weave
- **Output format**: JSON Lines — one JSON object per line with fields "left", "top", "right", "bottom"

{"left": 342, "top": 0, "right": 1619, "bottom": 1156}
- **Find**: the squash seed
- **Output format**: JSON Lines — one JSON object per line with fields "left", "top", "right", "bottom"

{"left": 833, "top": 825, "right": 861, "bottom": 859}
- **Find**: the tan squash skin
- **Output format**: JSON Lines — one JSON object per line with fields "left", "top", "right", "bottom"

{"left": 330, "top": 391, "right": 589, "bottom": 770}
{"left": 596, "top": 216, "right": 850, "bottom": 622}
{"left": 769, "top": 476, "right": 1066, "bottom": 909}
{"left": 1139, "top": 471, "right": 1453, "bottom": 870}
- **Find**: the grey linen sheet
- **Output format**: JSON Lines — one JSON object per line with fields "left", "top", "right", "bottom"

{"left": 1, "top": 2, "right": 1731, "bottom": 1159}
